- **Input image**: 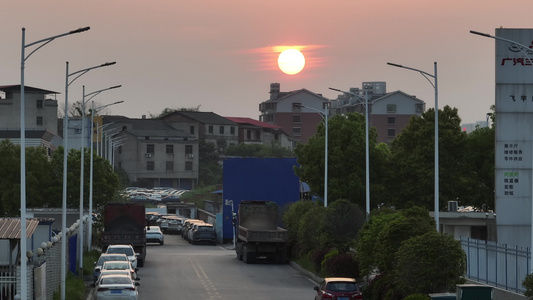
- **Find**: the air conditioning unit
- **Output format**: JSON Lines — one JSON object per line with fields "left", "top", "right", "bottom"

{"left": 187, "top": 154, "right": 194, "bottom": 159}
{"left": 145, "top": 153, "right": 153, "bottom": 158}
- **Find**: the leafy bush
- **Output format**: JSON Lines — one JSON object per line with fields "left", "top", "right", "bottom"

{"left": 322, "top": 252, "right": 360, "bottom": 279}
{"left": 523, "top": 274, "right": 533, "bottom": 299}
{"left": 403, "top": 294, "right": 430, "bottom": 300}
{"left": 309, "top": 248, "right": 330, "bottom": 273}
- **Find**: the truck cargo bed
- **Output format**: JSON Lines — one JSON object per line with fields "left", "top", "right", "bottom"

{"left": 238, "top": 226, "right": 288, "bottom": 242}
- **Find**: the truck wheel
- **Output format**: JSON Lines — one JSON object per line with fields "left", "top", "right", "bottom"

{"left": 243, "top": 246, "right": 249, "bottom": 264}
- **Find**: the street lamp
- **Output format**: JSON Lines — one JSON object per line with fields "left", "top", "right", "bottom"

{"left": 20, "top": 25, "right": 89, "bottom": 300}
{"left": 102, "top": 127, "right": 120, "bottom": 161}
{"left": 387, "top": 61, "right": 439, "bottom": 231}
{"left": 62, "top": 62, "right": 116, "bottom": 293}
{"left": 470, "top": 29, "right": 533, "bottom": 273}
{"left": 78, "top": 85, "right": 121, "bottom": 277}
{"left": 329, "top": 87, "right": 370, "bottom": 217}
{"left": 294, "top": 102, "right": 329, "bottom": 207}
{"left": 88, "top": 100, "right": 123, "bottom": 251}
{"left": 96, "top": 123, "right": 114, "bottom": 156}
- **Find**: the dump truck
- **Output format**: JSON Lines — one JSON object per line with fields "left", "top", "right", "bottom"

{"left": 100, "top": 203, "right": 147, "bottom": 267}
{"left": 235, "top": 201, "right": 289, "bottom": 264}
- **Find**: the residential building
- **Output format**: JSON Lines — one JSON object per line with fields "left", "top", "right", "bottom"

{"left": 103, "top": 116, "right": 199, "bottom": 189}
{"left": 329, "top": 82, "right": 426, "bottom": 144}
{"left": 0, "top": 85, "right": 62, "bottom": 153}
{"left": 224, "top": 117, "right": 292, "bottom": 148}
{"left": 160, "top": 111, "right": 239, "bottom": 153}
{"left": 259, "top": 82, "right": 330, "bottom": 146}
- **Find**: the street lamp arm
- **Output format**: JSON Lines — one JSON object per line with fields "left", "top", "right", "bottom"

{"left": 469, "top": 29, "right": 533, "bottom": 65}
{"left": 328, "top": 87, "right": 367, "bottom": 106}
{"left": 94, "top": 100, "right": 124, "bottom": 113}
{"left": 23, "top": 26, "right": 90, "bottom": 61}
{"left": 387, "top": 62, "right": 436, "bottom": 88}
{"left": 67, "top": 61, "right": 117, "bottom": 87}
{"left": 84, "top": 85, "right": 122, "bottom": 103}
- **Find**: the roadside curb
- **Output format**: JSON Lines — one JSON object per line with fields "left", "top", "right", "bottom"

{"left": 289, "top": 261, "right": 323, "bottom": 285}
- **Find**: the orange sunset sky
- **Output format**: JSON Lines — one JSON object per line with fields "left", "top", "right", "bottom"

{"left": 1, "top": 0, "right": 533, "bottom": 123}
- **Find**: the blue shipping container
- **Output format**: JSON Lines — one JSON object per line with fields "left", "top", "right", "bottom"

{"left": 221, "top": 157, "right": 300, "bottom": 240}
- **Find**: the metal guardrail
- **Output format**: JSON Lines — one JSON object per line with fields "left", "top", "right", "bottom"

{"left": 461, "top": 237, "right": 530, "bottom": 293}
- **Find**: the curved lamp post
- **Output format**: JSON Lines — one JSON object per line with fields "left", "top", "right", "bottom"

{"left": 88, "top": 100, "right": 124, "bottom": 251}
{"left": 62, "top": 62, "right": 116, "bottom": 298}
{"left": 20, "top": 25, "right": 89, "bottom": 300}
{"left": 329, "top": 87, "right": 370, "bottom": 217}
{"left": 78, "top": 85, "right": 121, "bottom": 277}
{"left": 293, "top": 102, "right": 329, "bottom": 207}
{"left": 470, "top": 29, "right": 533, "bottom": 273}
{"left": 387, "top": 61, "right": 439, "bottom": 231}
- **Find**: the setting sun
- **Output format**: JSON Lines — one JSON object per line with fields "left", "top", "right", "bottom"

{"left": 278, "top": 49, "right": 305, "bottom": 75}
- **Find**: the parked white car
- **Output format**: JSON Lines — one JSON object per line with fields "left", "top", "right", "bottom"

{"left": 105, "top": 245, "right": 139, "bottom": 269}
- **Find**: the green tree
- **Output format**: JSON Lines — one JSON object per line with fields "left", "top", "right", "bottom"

{"left": 282, "top": 200, "right": 322, "bottom": 257}
{"left": 0, "top": 140, "right": 20, "bottom": 216}
{"left": 198, "top": 140, "right": 222, "bottom": 186}
{"left": 394, "top": 232, "right": 466, "bottom": 296}
{"left": 26, "top": 146, "right": 55, "bottom": 208}
{"left": 294, "top": 112, "right": 385, "bottom": 208}
{"left": 321, "top": 199, "right": 365, "bottom": 253}
{"left": 385, "top": 106, "right": 467, "bottom": 210}
{"left": 462, "top": 125, "right": 495, "bottom": 211}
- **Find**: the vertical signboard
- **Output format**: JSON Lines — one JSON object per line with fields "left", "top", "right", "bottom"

{"left": 495, "top": 28, "right": 533, "bottom": 247}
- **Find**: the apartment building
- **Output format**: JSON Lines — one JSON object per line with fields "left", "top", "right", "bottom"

{"left": 160, "top": 111, "right": 239, "bottom": 153}
{"left": 103, "top": 115, "right": 198, "bottom": 189}
{"left": 224, "top": 117, "right": 292, "bottom": 148}
{"left": 0, "top": 85, "right": 62, "bottom": 154}
{"left": 329, "top": 82, "right": 426, "bottom": 144}
{"left": 259, "top": 83, "right": 330, "bottom": 146}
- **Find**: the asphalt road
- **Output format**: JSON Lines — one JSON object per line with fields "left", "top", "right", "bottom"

{"left": 132, "top": 234, "right": 318, "bottom": 299}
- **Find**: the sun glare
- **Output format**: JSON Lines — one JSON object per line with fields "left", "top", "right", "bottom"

{"left": 278, "top": 49, "right": 305, "bottom": 75}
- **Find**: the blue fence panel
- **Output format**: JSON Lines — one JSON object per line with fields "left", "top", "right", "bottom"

{"left": 461, "top": 237, "right": 530, "bottom": 293}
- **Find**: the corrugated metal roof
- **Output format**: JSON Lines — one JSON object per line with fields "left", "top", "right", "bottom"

{"left": 0, "top": 218, "right": 40, "bottom": 239}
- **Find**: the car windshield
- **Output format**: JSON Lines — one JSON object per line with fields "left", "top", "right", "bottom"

{"left": 97, "top": 255, "right": 127, "bottom": 265}
{"left": 198, "top": 226, "right": 213, "bottom": 231}
{"left": 104, "top": 262, "right": 130, "bottom": 270}
{"left": 107, "top": 247, "right": 134, "bottom": 256}
{"left": 327, "top": 282, "right": 359, "bottom": 292}
{"left": 100, "top": 276, "right": 132, "bottom": 285}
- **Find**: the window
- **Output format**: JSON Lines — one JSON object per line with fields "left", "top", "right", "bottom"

{"left": 415, "top": 103, "right": 424, "bottom": 113}
{"left": 208, "top": 125, "right": 213, "bottom": 134}
{"left": 292, "top": 127, "right": 301, "bottom": 136}
{"left": 118, "top": 146, "right": 122, "bottom": 154}
{"left": 293, "top": 115, "right": 301, "bottom": 123}
{"left": 388, "top": 129, "right": 396, "bottom": 137}
{"left": 166, "top": 161, "right": 174, "bottom": 172}
{"left": 36, "top": 116, "right": 43, "bottom": 126}
{"left": 190, "top": 126, "right": 195, "bottom": 135}
{"left": 387, "top": 104, "right": 396, "bottom": 113}
{"left": 387, "top": 117, "right": 396, "bottom": 125}
{"left": 219, "top": 126, "right": 225, "bottom": 134}
{"left": 255, "top": 130, "right": 261, "bottom": 140}
{"left": 166, "top": 145, "right": 174, "bottom": 154}
{"left": 246, "top": 130, "right": 251, "bottom": 140}
{"left": 185, "top": 145, "right": 193, "bottom": 154}
{"left": 147, "top": 161, "right": 155, "bottom": 171}
{"left": 292, "top": 103, "right": 302, "bottom": 111}
{"left": 147, "top": 144, "right": 154, "bottom": 154}
{"left": 230, "top": 126, "right": 235, "bottom": 135}
{"left": 36, "top": 99, "right": 43, "bottom": 109}
{"left": 185, "top": 161, "right": 193, "bottom": 171}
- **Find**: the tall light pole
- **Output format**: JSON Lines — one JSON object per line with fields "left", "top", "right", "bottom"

{"left": 329, "top": 87, "right": 370, "bottom": 217}
{"left": 294, "top": 102, "right": 329, "bottom": 207}
{"left": 20, "top": 25, "right": 89, "bottom": 300}
{"left": 470, "top": 29, "right": 533, "bottom": 273}
{"left": 62, "top": 62, "right": 116, "bottom": 298}
{"left": 387, "top": 61, "right": 439, "bottom": 231}
{"left": 88, "top": 100, "right": 123, "bottom": 251}
{"left": 78, "top": 84, "right": 121, "bottom": 277}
